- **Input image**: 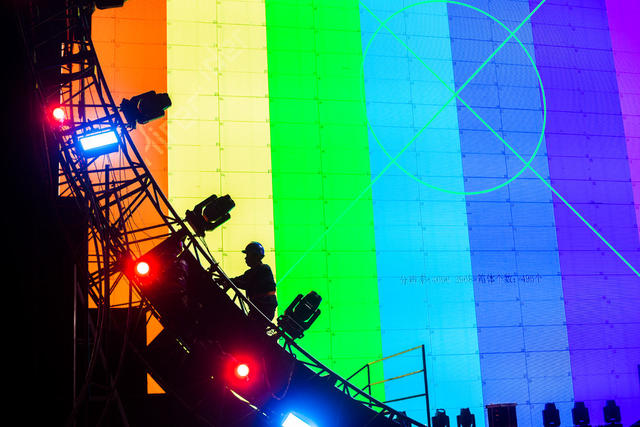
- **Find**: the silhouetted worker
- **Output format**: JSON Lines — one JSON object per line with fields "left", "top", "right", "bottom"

{"left": 232, "top": 241, "right": 277, "bottom": 321}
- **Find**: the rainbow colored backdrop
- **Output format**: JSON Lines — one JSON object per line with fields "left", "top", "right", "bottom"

{"left": 93, "top": 1, "right": 640, "bottom": 426}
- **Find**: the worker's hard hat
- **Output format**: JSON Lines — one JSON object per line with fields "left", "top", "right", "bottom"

{"left": 242, "top": 241, "right": 264, "bottom": 257}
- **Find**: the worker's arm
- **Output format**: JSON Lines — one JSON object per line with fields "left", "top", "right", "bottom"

{"left": 231, "top": 270, "right": 249, "bottom": 290}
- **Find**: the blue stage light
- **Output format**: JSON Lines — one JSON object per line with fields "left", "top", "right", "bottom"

{"left": 78, "top": 129, "right": 119, "bottom": 156}
{"left": 282, "top": 413, "right": 314, "bottom": 427}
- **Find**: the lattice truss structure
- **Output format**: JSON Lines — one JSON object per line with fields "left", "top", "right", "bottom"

{"left": 40, "top": 5, "right": 230, "bottom": 314}
{"left": 20, "top": 2, "right": 425, "bottom": 426}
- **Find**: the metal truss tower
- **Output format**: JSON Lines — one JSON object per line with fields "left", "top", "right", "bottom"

{"left": 18, "top": 1, "right": 426, "bottom": 426}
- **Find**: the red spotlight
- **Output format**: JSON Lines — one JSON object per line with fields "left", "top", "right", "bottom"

{"left": 235, "top": 363, "right": 250, "bottom": 379}
{"left": 52, "top": 107, "right": 65, "bottom": 123}
{"left": 135, "top": 260, "right": 150, "bottom": 276}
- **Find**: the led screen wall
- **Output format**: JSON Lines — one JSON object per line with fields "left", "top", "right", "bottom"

{"left": 93, "top": 1, "right": 640, "bottom": 426}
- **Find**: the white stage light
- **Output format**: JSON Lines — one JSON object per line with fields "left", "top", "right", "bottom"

{"left": 282, "top": 413, "right": 313, "bottom": 427}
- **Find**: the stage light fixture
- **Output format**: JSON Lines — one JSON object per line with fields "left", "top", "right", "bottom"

{"left": 52, "top": 107, "right": 65, "bottom": 122}
{"left": 223, "top": 354, "right": 269, "bottom": 404}
{"left": 277, "top": 291, "right": 322, "bottom": 340}
{"left": 572, "top": 402, "right": 591, "bottom": 427}
{"left": 603, "top": 400, "right": 621, "bottom": 426}
{"left": 77, "top": 129, "right": 119, "bottom": 156}
{"left": 120, "top": 90, "right": 171, "bottom": 129}
{"left": 135, "top": 261, "right": 150, "bottom": 276}
{"left": 123, "top": 233, "right": 187, "bottom": 286}
{"left": 282, "top": 413, "right": 314, "bottom": 427}
{"left": 433, "top": 409, "right": 450, "bottom": 427}
{"left": 185, "top": 194, "right": 235, "bottom": 237}
{"left": 236, "top": 363, "right": 250, "bottom": 379}
{"left": 543, "top": 403, "right": 560, "bottom": 426}
{"left": 94, "top": 0, "right": 127, "bottom": 9}
{"left": 457, "top": 408, "right": 476, "bottom": 427}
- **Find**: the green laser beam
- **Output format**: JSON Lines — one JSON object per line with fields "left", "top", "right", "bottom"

{"left": 276, "top": 89, "right": 459, "bottom": 286}
{"left": 360, "top": 0, "right": 640, "bottom": 278}
{"left": 277, "top": 0, "right": 639, "bottom": 285}
{"left": 359, "top": 0, "right": 546, "bottom": 195}
{"left": 277, "top": 0, "right": 547, "bottom": 286}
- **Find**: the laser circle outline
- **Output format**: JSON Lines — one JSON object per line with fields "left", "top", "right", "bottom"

{"left": 360, "top": 0, "right": 548, "bottom": 195}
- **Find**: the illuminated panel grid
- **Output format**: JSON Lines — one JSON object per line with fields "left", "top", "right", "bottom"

{"left": 607, "top": 0, "right": 640, "bottom": 241}
{"left": 359, "top": 1, "right": 483, "bottom": 423}
{"left": 265, "top": 0, "right": 384, "bottom": 390}
{"left": 447, "top": 2, "right": 574, "bottom": 426}
{"left": 91, "top": 3, "right": 168, "bottom": 298}
{"left": 92, "top": 0, "right": 168, "bottom": 393}
{"left": 167, "top": 0, "right": 276, "bottom": 279}
{"left": 92, "top": 1, "right": 168, "bottom": 192}
{"left": 529, "top": 0, "right": 640, "bottom": 424}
